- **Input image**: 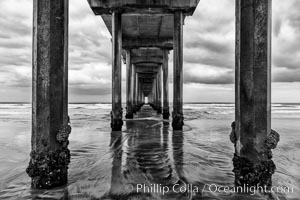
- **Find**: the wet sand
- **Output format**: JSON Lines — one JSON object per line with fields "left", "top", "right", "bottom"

{"left": 0, "top": 104, "right": 299, "bottom": 199}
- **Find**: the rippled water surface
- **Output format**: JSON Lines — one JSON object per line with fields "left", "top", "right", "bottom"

{"left": 0, "top": 103, "right": 299, "bottom": 199}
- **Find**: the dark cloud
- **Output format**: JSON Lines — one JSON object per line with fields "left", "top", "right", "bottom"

{"left": 184, "top": 69, "right": 234, "bottom": 85}
{"left": 274, "top": 56, "right": 300, "bottom": 70}
{"left": 273, "top": 68, "right": 300, "bottom": 82}
{"left": 184, "top": 53, "right": 234, "bottom": 69}
{"left": 185, "top": 38, "right": 232, "bottom": 54}
{"left": 70, "top": 85, "right": 111, "bottom": 96}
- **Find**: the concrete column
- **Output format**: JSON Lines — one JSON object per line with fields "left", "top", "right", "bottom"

{"left": 132, "top": 65, "right": 137, "bottom": 114}
{"left": 232, "top": 0, "right": 279, "bottom": 188}
{"left": 111, "top": 11, "right": 123, "bottom": 131}
{"left": 136, "top": 75, "right": 140, "bottom": 112}
{"left": 172, "top": 11, "right": 184, "bottom": 130}
{"left": 137, "top": 79, "right": 140, "bottom": 107}
{"left": 157, "top": 66, "right": 162, "bottom": 114}
{"left": 125, "top": 50, "right": 133, "bottom": 119}
{"left": 152, "top": 78, "right": 157, "bottom": 110}
{"left": 162, "top": 51, "right": 170, "bottom": 119}
{"left": 26, "top": 0, "right": 71, "bottom": 189}
{"left": 140, "top": 84, "right": 144, "bottom": 105}
{"left": 149, "top": 84, "right": 153, "bottom": 107}
{"left": 139, "top": 79, "right": 143, "bottom": 107}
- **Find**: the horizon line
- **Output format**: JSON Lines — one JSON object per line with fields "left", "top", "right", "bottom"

{"left": 0, "top": 102, "right": 299, "bottom": 104}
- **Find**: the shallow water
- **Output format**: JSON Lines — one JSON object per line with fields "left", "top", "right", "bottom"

{"left": 0, "top": 103, "right": 299, "bottom": 199}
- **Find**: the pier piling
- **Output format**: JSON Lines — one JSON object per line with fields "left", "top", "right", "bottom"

{"left": 111, "top": 11, "right": 123, "bottom": 131}
{"left": 233, "top": 0, "right": 279, "bottom": 188}
{"left": 27, "top": 0, "right": 70, "bottom": 189}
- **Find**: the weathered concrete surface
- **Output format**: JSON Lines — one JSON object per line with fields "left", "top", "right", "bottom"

{"left": 162, "top": 51, "right": 170, "bottom": 119}
{"left": 27, "top": 0, "right": 70, "bottom": 189}
{"left": 136, "top": 65, "right": 160, "bottom": 73}
{"left": 131, "top": 49, "right": 164, "bottom": 64}
{"left": 111, "top": 12, "right": 123, "bottom": 131}
{"left": 123, "top": 38, "right": 173, "bottom": 49}
{"left": 235, "top": 0, "right": 241, "bottom": 152}
{"left": 233, "top": 0, "right": 278, "bottom": 188}
{"left": 102, "top": 15, "right": 175, "bottom": 50}
{"left": 172, "top": 11, "right": 184, "bottom": 130}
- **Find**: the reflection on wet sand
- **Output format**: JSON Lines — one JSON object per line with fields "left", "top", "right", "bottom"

{"left": 106, "top": 105, "right": 193, "bottom": 199}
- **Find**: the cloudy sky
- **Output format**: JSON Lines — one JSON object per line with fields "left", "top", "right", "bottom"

{"left": 0, "top": 0, "right": 300, "bottom": 103}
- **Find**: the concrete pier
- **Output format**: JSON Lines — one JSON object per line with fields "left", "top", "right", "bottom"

{"left": 26, "top": 0, "right": 71, "bottom": 189}
{"left": 162, "top": 51, "right": 170, "bottom": 119}
{"left": 172, "top": 11, "right": 184, "bottom": 130}
{"left": 157, "top": 67, "right": 162, "bottom": 114}
{"left": 111, "top": 11, "right": 123, "bottom": 131}
{"left": 132, "top": 64, "right": 137, "bottom": 114}
{"left": 232, "top": 0, "right": 279, "bottom": 188}
{"left": 24, "top": 0, "right": 283, "bottom": 192}
{"left": 125, "top": 50, "right": 134, "bottom": 119}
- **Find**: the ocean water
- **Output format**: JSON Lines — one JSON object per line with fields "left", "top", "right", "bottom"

{"left": 0, "top": 103, "right": 299, "bottom": 200}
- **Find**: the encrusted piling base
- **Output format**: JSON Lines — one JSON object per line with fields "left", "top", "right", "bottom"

{"left": 26, "top": 148, "right": 70, "bottom": 189}
{"left": 125, "top": 107, "right": 134, "bottom": 119}
{"left": 163, "top": 108, "right": 170, "bottom": 119}
{"left": 172, "top": 112, "right": 184, "bottom": 130}
{"left": 157, "top": 107, "right": 162, "bottom": 114}
{"left": 111, "top": 110, "right": 123, "bottom": 131}
{"left": 232, "top": 154, "right": 276, "bottom": 188}
{"left": 132, "top": 106, "right": 137, "bottom": 114}
{"left": 230, "top": 122, "right": 280, "bottom": 189}
{"left": 111, "top": 119, "right": 123, "bottom": 131}
{"left": 26, "top": 123, "right": 72, "bottom": 189}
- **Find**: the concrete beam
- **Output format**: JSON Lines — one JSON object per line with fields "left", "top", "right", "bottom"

{"left": 132, "top": 56, "right": 163, "bottom": 64}
{"left": 87, "top": 0, "right": 200, "bottom": 16}
{"left": 132, "top": 48, "right": 164, "bottom": 57}
{"left": 135, "top": 63, "right": 161, "bottom": 68}
{"left": 123, "top": 38, "right": 173, "bottom": 49}
{"left": 136, "top": 65, "right": 160, "bottom": 73}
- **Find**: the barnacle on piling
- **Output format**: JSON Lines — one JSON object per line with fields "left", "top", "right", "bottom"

{"left": 56, "top": 124, "right": 72, "bottom": 143}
